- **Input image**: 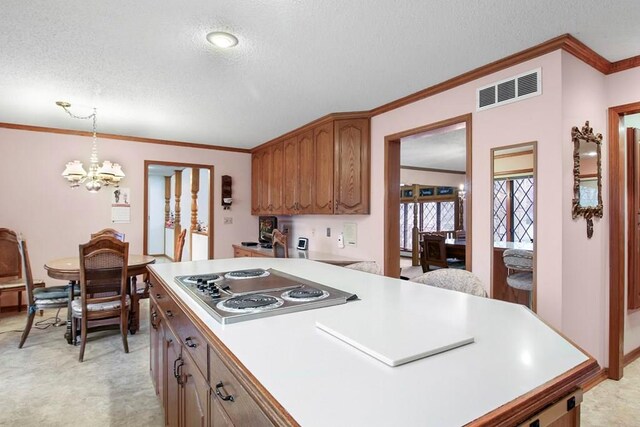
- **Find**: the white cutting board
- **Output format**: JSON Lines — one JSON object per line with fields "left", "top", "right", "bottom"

{"left": 316, "top": 308, "right": 474, "bottom": 367}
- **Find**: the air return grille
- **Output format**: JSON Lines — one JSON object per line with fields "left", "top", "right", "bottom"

{"left": 477, "top": 68, "right": 541, "bottom": 111}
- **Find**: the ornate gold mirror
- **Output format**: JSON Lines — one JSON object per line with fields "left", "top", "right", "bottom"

{"left": 571, "top": 121, "right": 603, "bottom": 238}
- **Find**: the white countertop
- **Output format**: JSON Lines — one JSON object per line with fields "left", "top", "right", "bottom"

{"left": 235, "top": 244, "right": 364, "bottom": 263}
{"left": 149, "top": 258, "right": 589, "bottom": 427}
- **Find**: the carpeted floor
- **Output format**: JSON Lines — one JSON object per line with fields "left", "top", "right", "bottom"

{"left": 0, "top": 300, "right": 163, "bottom": 426}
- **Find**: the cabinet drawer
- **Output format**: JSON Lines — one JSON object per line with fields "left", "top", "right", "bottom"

{"left": 210, "top": 350, "right": 274, "bottom": 426}
{"left": 173, "top": 311, "right": 209, "bottom": 382}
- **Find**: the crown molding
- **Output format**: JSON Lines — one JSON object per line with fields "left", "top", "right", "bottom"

{"left": 0, "top": 122, "right": 251, "bottom": 154}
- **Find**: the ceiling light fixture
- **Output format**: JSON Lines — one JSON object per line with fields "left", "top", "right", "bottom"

{"left": 57, "top": 101, "right": 125, "bottom": 192}
{"left": 206, "top": 31, "right": 239, "bottom": 48}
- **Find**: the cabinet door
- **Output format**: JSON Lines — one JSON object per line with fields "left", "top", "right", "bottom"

{"left": 150, "top": 302, "right": 165, "bottom": 402}
{"left": 260, "top": 147, "right": 273, "bottom": 213}
{"left": 283, "top": 136, "right": 298, "bottom": 214}
{"left": 210, "top": 391, "right": 234, "bottom": 427}
{"left": 251, "top": 152, "right": 262, "bottom": 215}
{"left": 313, "top": 122, "right": 335, "bottom": 213}
{"left": 334, "top": 118, "right": 370, "bottom": 214}
{"left": 297, "top": 130, "right": 314, "bottom": 214}
{"left": 182, "top": 351, "right": 209, "bottom": 427}
{"left": 270, "top": 141, "right": 284, "bottom": 214}
{"left": 165, "top": 327, "right": 181, "bottom": 427}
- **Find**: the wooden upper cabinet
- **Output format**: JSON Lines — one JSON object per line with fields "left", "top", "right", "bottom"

{"left": 297, "top": 130, "right": 314, "bottom": 214}
{"left": 313, "top": 122, "right": 335, "bottom": 214}
{"left": 334, "top": 118, "right": 370, "bottom": 214}
{"left": 251, "top": 152, "right": 262, "bottom": 214}
{"left": 260, "top": 146, "right": 273, "bottom": 213}
{"left": 283, "top": 136, "right": 298, "bottom": 214}
{"left": 250, "top": 114, "right": 370, "bottom": 216}
{"left": 270, "top": 141, "right": 284, "bottom": 214}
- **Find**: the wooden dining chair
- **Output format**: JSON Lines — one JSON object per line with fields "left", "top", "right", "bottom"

{"left": 272, "top": 229, "right": 288, "bottom": 258}
{"left": 420, "top": 233, "right": 464, "bottom": 273}
{"left": 175, "top": 229, "right": 187, "bottom": 262}
{"left": 18, "top": 238, "right": 80, "bottom": 348}
{"left": 72, "top": 236, "right": 130, "bottom": 362}
{"left": 91, "top": 228, "right": 125, "bottom": 242}
{"left": 0, "top": 228, "right": 46, "bottom": 314}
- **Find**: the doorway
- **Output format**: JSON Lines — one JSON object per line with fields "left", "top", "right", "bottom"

{"left": 608, "top": 104, "right": 640, "bottom": 380}
{"left": 143, "top": 161, "right": 214, "bottom": 261}
{"left": 384, "top": 114, "right": 472, "bottom": 277}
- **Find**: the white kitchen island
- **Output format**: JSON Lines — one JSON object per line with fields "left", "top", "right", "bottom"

{"left": 148, "top": 258, "right": 598, "bottom": 427}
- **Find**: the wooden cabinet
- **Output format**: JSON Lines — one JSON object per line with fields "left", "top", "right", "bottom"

{"left": 255, "top": 141, "right": 284, "bottom": 215}
{"left": 150, "top": 301, "right": 165, "bottom": 401}
{"left": 334, "top": 118, "right": 370, "bottom": 214}
{"left": 165, "top": 326, "right": 181, "bottom": 427}
{"left": 149, "top": 276, "right": 276, "bottom": 427}
{"left": 283, "top": 131, "right": 314, "bottom": 214}
{"left": 182, "top": 350, "right": 208, "bottom": 427}
{"left": 251, "top": 152, "right": 262, "bottom": 215}
{"left": 251, "top": 114, "right": 370, "bottom": 216}
{"left": 313, "top": 122, "right": 335, "bottom": 214}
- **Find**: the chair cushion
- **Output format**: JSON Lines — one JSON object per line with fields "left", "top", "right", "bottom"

{"left": 410, "top": 269, "right": 488, "bottom": 297}
{"left": 506, "top": 271, "right": 533, "bottom": 291}
{"left": 71, "top": 295, "right": 130, "bottom": 317}
{"left": 33, "top": 286, "right": 80, "bottom": 301}
{"left": 344, "top": 261, "right": 382, "bottom": 275}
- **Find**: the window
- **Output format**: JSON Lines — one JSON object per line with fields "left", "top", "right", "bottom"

{"left": 493, "top": 177, "right": 534, "bottom": 243}
{"left": 400, "top": 201, "right": 458, "bottom": 251}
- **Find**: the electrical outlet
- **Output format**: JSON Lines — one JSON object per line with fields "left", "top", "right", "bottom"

{"left": 326, "top": 227, "right": 331, "bottom": 237}
{"left": 223, "top": 217, "right": 233, "bottom": 224}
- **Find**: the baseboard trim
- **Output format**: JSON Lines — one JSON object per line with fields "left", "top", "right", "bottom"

{"left": 583, "top": 368, "right": 609, "bottom": 391}
{"left": 623, "top": 345, "right": 640, "bottom": 367}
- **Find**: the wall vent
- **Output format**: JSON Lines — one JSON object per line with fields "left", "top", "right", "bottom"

{"left": 477, "top": 68, "right": 541, "bottom": 111}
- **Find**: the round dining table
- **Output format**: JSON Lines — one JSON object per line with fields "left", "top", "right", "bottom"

{"left": 44, "top": 255, "right": 155, "bottom": 344}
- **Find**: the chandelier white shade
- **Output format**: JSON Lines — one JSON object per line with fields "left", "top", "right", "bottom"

{"left": 57, "top": 102, "right": 125, "bottom": 192}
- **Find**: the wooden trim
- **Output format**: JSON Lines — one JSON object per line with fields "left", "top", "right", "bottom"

{"left": 493, "top": 149, "right": 534, "bottom": 160}
{"left": 582, "top": 368, "right": 609, "bottom": 392}
{"left": 174, "top": 169, "right": 183, "bottom": 255}
{"left": 143, "top": 160, "right": 215, "bottom": 260}
{"left": 609, "top": 55, "right": 640, "bottom": 74}
{"left": 467, "top": 359, "right": 597, "bottom": 427}
{"left": 400, "top": 165, "right": 466, "bottom": 175}
{"left": 623, "top": 345, "right": 640, "bottom": 367}
{"left": 606, "top": 103, "right": 640, "bottom": 380}
{"left": 0, "top": 122, "right": 251, "bottom": 153}
{"left": 384, "top": 113, "right": 472, "bottom": 277}
{"left": 150, "top": 272, "right": 299, "bottom": 426}
{"left": 493, "top": 168, "right": 534, "bottom": 177}
{"left": 579, "top": 173, "right": 598, "bottom": 179}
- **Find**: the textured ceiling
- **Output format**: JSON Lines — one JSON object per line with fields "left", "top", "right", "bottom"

{"left": 401, "top": 128, "right": 466, "bottom": 171}
{"left": 1, "top": 1, "right": 639, "bottom": 149}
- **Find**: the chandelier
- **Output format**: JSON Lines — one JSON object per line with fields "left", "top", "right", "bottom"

{"left": 57, "top": 101, "right": 125, "bottom": 192}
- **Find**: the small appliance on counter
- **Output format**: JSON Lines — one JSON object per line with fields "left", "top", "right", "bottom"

{"left": 258, "top": 216, "right": 277, "bottom": 248}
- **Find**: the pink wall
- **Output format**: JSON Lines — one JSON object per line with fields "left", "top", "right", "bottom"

{"left": 560, "top": 52, "right": 608, "bottom": 365}
{"left": 0, "top": 128, "right": 256, "bottom": 305}
{"left": 370, "top": 52, "right": 565, "bottom": 329}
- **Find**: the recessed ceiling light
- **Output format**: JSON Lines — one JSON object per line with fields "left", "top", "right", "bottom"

{"left": 206, "top": 31, "right": 239, "bottom": 48}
